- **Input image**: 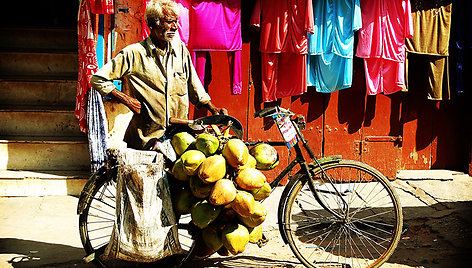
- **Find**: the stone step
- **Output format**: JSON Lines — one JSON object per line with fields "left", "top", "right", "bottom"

{"left": 0, "top": 170, "right": 89, "bottom": 196}
{"left": 0, "top": 27, "right": 77, "bottom": 51}
{"left": 0, "top": 51, "right": 78, "bottom": 78}
{"left": 0, "top": 138, "right": 90, "bottom": 171}
{"left": 0, "top": 79, "right": 76, "bottom": 107}
{"left": 0, "top": 107, "right": 82, "bottom": 137}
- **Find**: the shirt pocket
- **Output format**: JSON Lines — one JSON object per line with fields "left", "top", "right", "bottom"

{"left": 172, "top": 72, "right": 188, "bottom": 96}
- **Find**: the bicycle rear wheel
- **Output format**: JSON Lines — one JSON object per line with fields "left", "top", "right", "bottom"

{"left": 282, "top": 160, "right": 402, "bottom": 268}
{"left": 78, "top": 169, "right": 197, "bottom": 267}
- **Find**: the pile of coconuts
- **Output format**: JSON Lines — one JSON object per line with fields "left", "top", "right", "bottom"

{"left": 168, "top": 130, "right": 279, "bottom": 257}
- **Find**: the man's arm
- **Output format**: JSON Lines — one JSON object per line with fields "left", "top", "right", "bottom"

{"left": 109, "top": 88, "right": 141, "bottom": 114}
{"left": 203, "top": 101, "right": 228, "bottom": 115}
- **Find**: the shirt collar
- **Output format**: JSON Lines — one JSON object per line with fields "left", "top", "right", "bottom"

{"left": 145, "top": 37, "right": 176, "bottom": 57}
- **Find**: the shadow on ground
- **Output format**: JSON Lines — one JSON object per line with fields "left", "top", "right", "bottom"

{"left": 0, "top": 238, "right": 86, "bottom": 267}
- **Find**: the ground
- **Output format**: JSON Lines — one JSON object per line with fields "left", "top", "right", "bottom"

{"left": 0, "top": 172, "right": 471, "bottom": 268}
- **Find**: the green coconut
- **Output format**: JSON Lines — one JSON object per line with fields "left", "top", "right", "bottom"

{"left": 238, "top": 201, "right": 267, "bottom": 228}
{"left": 249, "top": 143, "right": 279, "bottom": 170}
{"left": 171, "top": 159, "right": 191, "bottom": 182}
{"left": 174, "top": 187, "right": 194, "bottom": 215}
{"left": 235, "top": 167, "right": 266, "bottom": 190}
{"left": 221, "top": 223, "right": 250, "bottom": 255}
{"left": 250, "top": 182, "right": 271, "bottom": 201}
{"left": 209, "top": 179, "right": 237, "bottom": 206}
{"left": 189, "top": 175, "right": 213, "bottom": 199}
{"left": 171, "top": 132, "right": 196, "bottom": 155}
{"left": 195, "top": 133, "right": 220, "bottom": 156}
{"left": 202, "top": 225, "right": 223, "bottom": 251}
{"left": 191, "top": 200, "right": 221, "bottom": 229}
{"left": 248, "top": 225, "right": 263, "bottom": 244}
{"left": 180, "top": 150, "right": 206, "bottom": 176}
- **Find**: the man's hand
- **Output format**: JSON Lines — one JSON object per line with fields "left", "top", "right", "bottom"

{"left": 205, "top": 101, "right": 228, "bottom": 115}
{"left": 110, "top": 88, "right": 141, "bottom": 114}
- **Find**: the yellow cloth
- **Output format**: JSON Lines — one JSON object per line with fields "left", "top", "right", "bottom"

{"left": 405, "top": 0, "right": 452, "bottom": 100}
{"left": 91, "top": 38, "right": 211, "bottom": 149}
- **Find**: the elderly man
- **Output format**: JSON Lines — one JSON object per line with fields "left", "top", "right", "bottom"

{"left": 91, "top": 0, "right": 226, "bottom": 150}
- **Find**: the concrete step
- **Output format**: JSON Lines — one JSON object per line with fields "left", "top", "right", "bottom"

{"left": 0, "top": 27, "right": 77, "bottom": 51}
{"left": 0, "top": 107, "right": 82, "bottom": 137}
{"left": 0, "top": 137, "right": 89, "bottom": 171}
{"left": 0, "top": 170, "right": 89, "bottom": 196}
{"left": 0, "top": 51, "right": 78, "bottom": 78}
{"left": 0, "top": 79, "right": 76, "bottom": 107}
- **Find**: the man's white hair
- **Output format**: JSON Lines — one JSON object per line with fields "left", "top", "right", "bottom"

{"left": 145, "top": 0, "right": 179, "bottom": 28}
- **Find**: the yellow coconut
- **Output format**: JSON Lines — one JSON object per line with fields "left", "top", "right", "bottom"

{"left": 248, "top": 225, "right": 263, "bottom": 244}
{"left": 237, "top": 154, "right": 257, "bottom": 170}
{"left": 171, "top": 132, "right": 196, "bottom": 156}
{"left": 221, "top": 223, "right": 250, "bottom": 255}
{"left": 209, "top": 179, "right": 237, "bottom": 206}
{"left": 250, "top": 182, "right": 271, "bottom": 201}
{"left": 198, "top": 155, "right": 226, "bottom": 183}
{"left": 235, "top": 167, "right": 266, "bottom": 190}
{"left": 181, "top": 150, "right": 206, "bottom": 176}
{"left": 222, "top": 139, "right": 249, "bottom": 168}
{"left": 171, "top": 159, "right": 191, "bottom": 182}
{"left": 238, "top": 201, "right": 267, "bottom": 228}
{"left": 231, "top": 190, "right": 256, "bottom": 217}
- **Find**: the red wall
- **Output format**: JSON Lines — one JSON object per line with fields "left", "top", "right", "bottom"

{"left": 187, "top": 3, "right": 471, "bottom": 180}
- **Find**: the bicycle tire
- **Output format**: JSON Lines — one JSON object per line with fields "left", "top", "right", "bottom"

{"left": 78, "top": 169, "right": 198, "bottom": 268}
{"left": 281, "top": 160, "right": 403, "bottom": 268}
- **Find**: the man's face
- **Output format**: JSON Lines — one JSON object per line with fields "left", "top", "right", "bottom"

{"left": 152, "top": 16, "right": 179, "bottom": 43}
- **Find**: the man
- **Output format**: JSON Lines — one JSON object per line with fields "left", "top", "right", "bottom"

{"left": 91, "top": 0, "right": 226, "bottom": 150}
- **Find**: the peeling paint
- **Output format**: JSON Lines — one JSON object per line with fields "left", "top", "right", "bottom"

{"left": 409, "top": 147, "right": 419, "bottom": 163}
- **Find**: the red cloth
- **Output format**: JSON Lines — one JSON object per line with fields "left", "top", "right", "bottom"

{"left": 251, "top": 0, "right": 314, "bottom": 102}
{"left": 76, "top": 0, "right": 99, "bottom": 133}
{"left": 250, "top": 0, "right": 314, "bottom": 53}
{"left": 90, "top": 0, "right": 114, "bottom": 14}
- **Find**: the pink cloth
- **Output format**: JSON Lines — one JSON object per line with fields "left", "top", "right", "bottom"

{"left": 356, "top": 0, "right": 413, "bottom": 95}
{"left": 356, "top": 0, "right": 413, "bottom": 62}
{"left": 76, "top": 0, "right": 99, "bottom": 133}
{"left": 188, "top": 0, "right": 242, "bottom": 94}
{"left": 188, "top": 0, "right": 241, "bottom": 51}
{"left": 141, "top": 0, "right": 190, "bottom": 45}
{"left": 251, "top": 0, "right": 314, "bottom": 102}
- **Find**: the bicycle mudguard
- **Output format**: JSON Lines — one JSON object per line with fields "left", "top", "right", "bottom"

{"left": 77, "top": 167, "right": 107, "bottom": 215}
{"left": 277, "top": 155, "right": 343, "bottom": 245}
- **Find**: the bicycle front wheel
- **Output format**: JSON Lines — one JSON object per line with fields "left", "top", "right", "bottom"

{"left": 78, "top": 169, "right": 197, "bottom": 267}
{"left": 282, "top": 160, "right": 402, "bottom": 268}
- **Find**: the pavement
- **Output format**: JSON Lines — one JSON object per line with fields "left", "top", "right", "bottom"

{"left": 0, "top": 170, "right": 471, "bottom": 268}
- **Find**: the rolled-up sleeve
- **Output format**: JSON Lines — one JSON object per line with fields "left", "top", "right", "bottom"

{"left": 90, "top": 51, "right": 131, "bottom": 96}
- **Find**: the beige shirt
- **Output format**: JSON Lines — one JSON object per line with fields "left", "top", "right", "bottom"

{"left": 91, "top": 37, "right": 211, "bottom": 149}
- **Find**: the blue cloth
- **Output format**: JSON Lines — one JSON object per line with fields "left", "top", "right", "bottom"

{"left": 307, "top": 0, "right": 362, "bottom": 92}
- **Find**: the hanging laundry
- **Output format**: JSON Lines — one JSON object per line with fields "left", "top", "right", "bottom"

{"left": 356, "top": 0, "right": 413, "bottom": 95}
{"left": 405, "top": 0, "right": 452, "bottom": 100}
{"left": 188, "top": 0, "right": 242, "bottom": 94}
{"left": 307, "top": 0, "right": 362, "bottom": 93}
{"left": 141, "top": 0, "right": 191, "bottom": 45}
{"left": 251, "top": 0, "right": 315, "bottom": 102}
{"left": 77, "top": 0, "right": 109, "bottom": 171}
{"left": 448, "top": 0, "right": 470, "bottom": 95}
{"left": 77, "top": 0, "right": 99, "bottom": 133}
{"left": 90, "top": 0, "right": 115, "bottom": 14}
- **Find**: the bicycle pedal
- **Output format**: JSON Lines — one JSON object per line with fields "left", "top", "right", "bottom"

{"left": 83, "top": 252, "right": 95, "bottom": 263}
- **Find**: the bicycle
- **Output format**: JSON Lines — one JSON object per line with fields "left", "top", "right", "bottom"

{"left": 77, "top": 106, "right": 403, "bottom": 268}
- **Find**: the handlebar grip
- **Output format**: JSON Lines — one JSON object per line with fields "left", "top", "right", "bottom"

{"left": 254, "top": 106, "right": 278, "bottom": 118}
{"left": 169, "top": 118, "right": 191, "bottom": 125}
